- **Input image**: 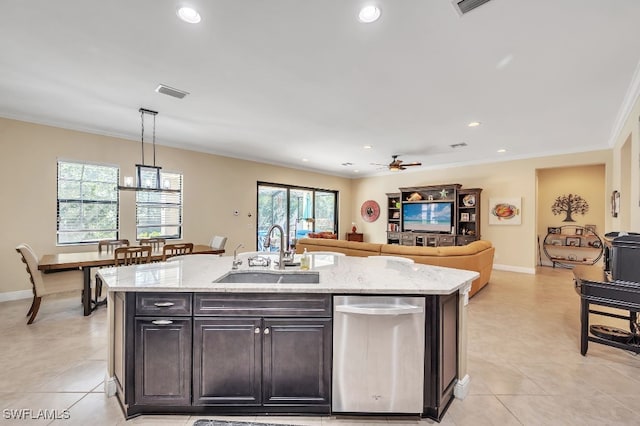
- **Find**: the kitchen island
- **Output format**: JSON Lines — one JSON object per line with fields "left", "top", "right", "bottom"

{"left": 98, "top": 253, "right": 478, "bottom": 421}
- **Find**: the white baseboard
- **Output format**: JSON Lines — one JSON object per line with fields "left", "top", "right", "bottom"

{"left": 104, "top": 374, "right": 117, "bottom": 397}
{"left": 493, "top": 264, "right": 536, "bottom": 274}
{"left": 0, "top": 289, "right": 32, "bottom": 302}
{"left": 454, "top": 374, "right": 471, "bottom": 399}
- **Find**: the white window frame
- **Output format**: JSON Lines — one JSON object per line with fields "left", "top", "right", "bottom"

{"left": 135, "top": 171, "right": 183, "bottom": 240}
{"left": 56, "top": 159, "right": 120, "bottom": 245}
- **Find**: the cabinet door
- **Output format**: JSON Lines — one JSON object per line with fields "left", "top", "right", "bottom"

{"left": 262, "top": 318, "right": 332, "bottom": 406}
{"left": 193, "top": 318, "right": 262, "bottom": 406}
{"left": 423, "top": 293, "right": 458, "bottom": 420}
{"left": 134, "top": 317, "right": 192, "bottom": 406}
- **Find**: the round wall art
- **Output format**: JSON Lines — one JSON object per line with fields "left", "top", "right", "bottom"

{"left": 360, "top": 200, "right": 380, "bottom": 222}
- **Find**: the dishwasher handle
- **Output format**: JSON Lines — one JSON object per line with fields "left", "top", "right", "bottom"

{"left": 335, "top": 303, "right": 424, "bottom": 316}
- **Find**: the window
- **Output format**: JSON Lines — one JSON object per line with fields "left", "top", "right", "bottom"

{"left": 257, "top": 182, "right": 338, "bottom": 250}
{"left": 57, "top": 160, "right": 119, "bottom": 245}
{"left": 136, "top": 171, "right": 183, "bottom": 240}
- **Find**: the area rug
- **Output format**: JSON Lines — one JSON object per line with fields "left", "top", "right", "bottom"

{"left": 193, "top": 420, "right": 298, "bottom": 426}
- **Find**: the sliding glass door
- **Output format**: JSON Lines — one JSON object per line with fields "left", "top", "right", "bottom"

{"left": 257, "top": 183, "right": 338, "bottom": 251}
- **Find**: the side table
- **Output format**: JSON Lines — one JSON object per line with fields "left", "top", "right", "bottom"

{"left": 346, "top": 232, "right": 363, "bottom": 242}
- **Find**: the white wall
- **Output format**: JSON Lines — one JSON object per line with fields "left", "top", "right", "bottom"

{"left": 0, "top": 118, "right": 353, "bottom": 295}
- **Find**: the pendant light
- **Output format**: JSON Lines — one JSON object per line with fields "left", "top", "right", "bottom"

{"left": 119, "top": 108, "right": 177, "bottom": 192}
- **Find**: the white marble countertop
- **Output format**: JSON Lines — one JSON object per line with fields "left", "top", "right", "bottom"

{"left": 98, "top": 253, "right": 477, "bottom": 295}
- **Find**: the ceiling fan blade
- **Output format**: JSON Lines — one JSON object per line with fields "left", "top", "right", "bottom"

{"left": 402, "top": 162, "right": 422, "bottom": 167}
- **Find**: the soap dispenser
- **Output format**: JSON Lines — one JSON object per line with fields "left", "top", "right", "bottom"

{"left": 300, "top": 248, "right": 310, "bottom": 270}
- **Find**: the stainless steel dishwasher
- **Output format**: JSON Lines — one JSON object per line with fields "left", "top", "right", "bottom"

{"left": 332, "top": 295, "right": 425, "bottom": 414}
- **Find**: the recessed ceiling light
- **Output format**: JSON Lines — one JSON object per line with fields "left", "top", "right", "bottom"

{"left": 497, "top": 149, "right": 507, "bottom": 153}
{"left": 177, "top": 7, "right": 201, "bottom": 24}
{"left": 468, "top": 121, "right": 481, "bottom": 127}
{"left": 363, "top": 145, "right": 372, "bottom": 149}
{"left": 302, "top": 158, "right": 309, "bottom": 162}
{"left": 354, "top": 170, "right": 360, "bottom": 173}
{"left": 358, "top": 5, "right": 381, "bottom": 23}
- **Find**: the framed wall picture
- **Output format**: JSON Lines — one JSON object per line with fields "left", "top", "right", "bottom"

{"left": 489, "top": 198, "right": 522, "bottom": 225}
{"left": 566, "top": 237, "right": 581, "bottom": 247}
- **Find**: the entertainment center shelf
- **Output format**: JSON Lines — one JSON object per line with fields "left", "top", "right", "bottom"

{"left": 386, "top": 184, "right": 482, "bottom": 246}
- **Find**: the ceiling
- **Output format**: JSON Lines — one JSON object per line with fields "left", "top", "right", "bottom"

{"left": 2, "top": 0, "right": 640, "bottom": 178}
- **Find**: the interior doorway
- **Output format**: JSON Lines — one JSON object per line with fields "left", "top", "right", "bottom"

{"left": 536, "top": 165, "right": 606, "bottom": 268}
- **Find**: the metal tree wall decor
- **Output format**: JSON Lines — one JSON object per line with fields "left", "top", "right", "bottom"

{"left": 551, "top": 194, "right": 589, "bottom": 222}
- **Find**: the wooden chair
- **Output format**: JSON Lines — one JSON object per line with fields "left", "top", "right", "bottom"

{"left": 15, "top": 244, "right": 84, "bottom": 324}
{"left": 98, "top": 239, "right": 130, "bottom": 254}
{"left": 95, "top": 239, "right": 129, "bottom": 302}
{"left": 94, "top": 246, "right": 152, "bottom": 308}
{"left": 162, "top": 243, "right": 194, "bottom": 261}
{"left": 139, "top": 238, "right": 166, "bottom": 251}
{"left": 114, "top": 246, "right": 153, "bottom": 266}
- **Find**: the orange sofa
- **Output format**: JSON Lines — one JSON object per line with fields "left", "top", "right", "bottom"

{"left": 295, "top": 238, "right": 494, "bottom": 298}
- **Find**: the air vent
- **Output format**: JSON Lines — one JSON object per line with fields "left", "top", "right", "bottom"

{"left": 450, "top": 142, "right": 468, "bottom": 149}
{"left": 155, "top": 84, "right": 189, "bottom": 99}
{"left": 452, "top": 0, "right": 492, "bottom": 15}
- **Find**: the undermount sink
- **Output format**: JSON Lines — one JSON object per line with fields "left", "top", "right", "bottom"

{"left": 214, "top": 270, "right": 320, "bottom": 284}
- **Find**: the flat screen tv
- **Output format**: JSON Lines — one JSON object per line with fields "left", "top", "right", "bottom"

{"left": 402, "top": 202, "right": 453, "bottom": 233}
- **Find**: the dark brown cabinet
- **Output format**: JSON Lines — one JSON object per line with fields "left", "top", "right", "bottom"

{"left": 423, "top": 292, "right": 458, "bottom": 420}
{"left": 131, "top": 292, "right": 193, "bottom": 408}
{"left": 193, "top": 318, "right": 262, "bottom": 406}
{"left": 133, "top": 316, "right": 192, "bottom": 406}
{"left": 192, "top": 293, "right": 332, "bottom": 413}
{"left": 385, "top": 184, "right": 482, "bottom": 246}
{"left": 263, "top": 318, "right": 332, "bottom": 406}
{"left": 193, "top": 317, "right": 331, "bottom": 408}
{"left": 386, "top": 192, "right": 401, "bottom": 244}
{"left": 456, "top": 188, "right": 482, "bottom": 245}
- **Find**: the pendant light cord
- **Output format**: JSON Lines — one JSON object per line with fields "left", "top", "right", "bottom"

{"left": 152, "top": 112, "right": 156, "bottom": 167}
{"left": 140, "top": 109, "right": 145, "bottom": 165}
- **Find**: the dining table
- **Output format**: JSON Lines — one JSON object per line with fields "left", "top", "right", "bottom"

{"left": 38, "top": 244, "right": 225, "bottom": 316}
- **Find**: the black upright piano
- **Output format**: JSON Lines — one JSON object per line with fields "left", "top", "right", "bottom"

{"left": 574, "top": 233, "right": 640, "bottom": 355}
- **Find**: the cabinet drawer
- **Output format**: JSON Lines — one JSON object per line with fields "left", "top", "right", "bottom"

{"left": 136, "top": 292, "right": 192, "bottom": 316}
{"left": 194, "top": 293, "right": 331, "bottom": 317}
{"left": 439, "top": 236, "right": 455, "bottom": 246}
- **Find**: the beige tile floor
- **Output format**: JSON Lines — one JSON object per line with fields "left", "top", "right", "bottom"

{"left": 2, "top": 267, "right": 640, "bottom": 425}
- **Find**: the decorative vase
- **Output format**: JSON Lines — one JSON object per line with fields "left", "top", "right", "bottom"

{"left": 352, "top": 225, "right": 357, "bottom": 233}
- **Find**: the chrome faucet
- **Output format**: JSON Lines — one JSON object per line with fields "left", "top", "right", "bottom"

{"left": 264, "top": 224, "right": 286, "bottom": 270}
{"left": 232, "top": 244, "right": 244, "bottom": 270}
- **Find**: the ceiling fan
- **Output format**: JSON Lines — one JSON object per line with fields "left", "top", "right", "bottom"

{"left": 373, "top": 154, "right": 422, "bottom": 171}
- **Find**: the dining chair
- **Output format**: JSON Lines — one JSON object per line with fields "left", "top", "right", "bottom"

{"left": 98, "top": 239, "right": 130, "bottom": 254}
{"left": 15, "top": 244, "right": 84, "bottom": 324}
{"left": 95, "top": 239, "right": 130, "bottom": 302}
{"left": 139, "top": 237, "right": 166, "bottom": 251}
{"left": 162, "top": 243, "right": 194, "bottom": 261}
{"left": 95, "top": 246, "right": 153, "bottom": 308}
{"left": 209, "top": 235, "right": 227, "bottom": 251}
{"left": 114, "top": 246, "right": 153, "bottom": 266}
